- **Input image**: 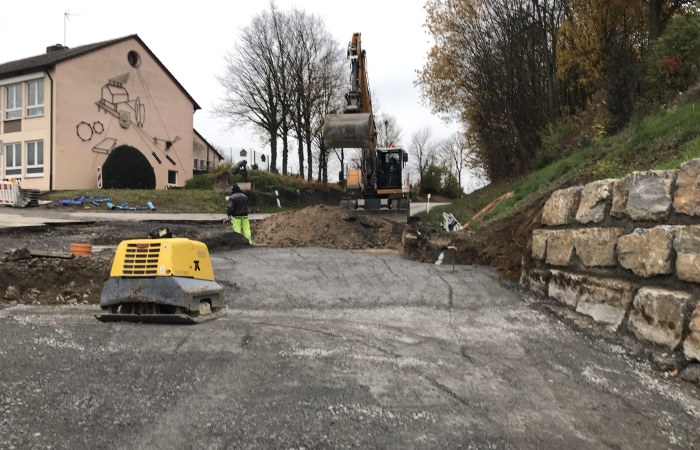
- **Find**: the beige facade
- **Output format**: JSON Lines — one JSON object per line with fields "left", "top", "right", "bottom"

{"left": 193, "top": 129, "right": 222, "bottom": 174}
{"left": 0, "top": 35, "right": 223, "bottom": 191}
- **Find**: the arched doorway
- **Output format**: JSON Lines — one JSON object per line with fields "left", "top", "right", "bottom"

{"left": 103, "top": 145, "right": 156, "bottom": 189}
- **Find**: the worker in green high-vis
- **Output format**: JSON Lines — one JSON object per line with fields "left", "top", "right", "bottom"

{"left": 227, "top": 184, "right": 252, "bottom": 244}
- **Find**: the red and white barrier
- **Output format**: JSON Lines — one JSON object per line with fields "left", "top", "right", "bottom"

{"left": 0, "top": 181, "right": 20, "bottom": 206}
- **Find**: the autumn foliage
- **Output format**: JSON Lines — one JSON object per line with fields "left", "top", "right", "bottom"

{"left": 417, "top": 0, "right": 696, "bottom": 183}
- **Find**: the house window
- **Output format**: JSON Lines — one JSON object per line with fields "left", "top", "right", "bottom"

{"left": 6, "top": 84, "right": 21, "bottom": 120}
{"left": 168, "top": 170, "right": 178, "bottom": 185}
{"left": 5, "top": 142, "right": 21, "bottom": 176}
{"left": 27, "top": 79, "right": 44, "bottom": 117}
{"left": 26, "top": 140, "right": 44, "bottom": 176}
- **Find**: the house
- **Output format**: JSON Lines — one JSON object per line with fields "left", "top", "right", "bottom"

{"left": 0, "top": 34, "right": 224, "bottom": 191}
{"left": 193, "top": 129, "right": 224, "bottom": 175}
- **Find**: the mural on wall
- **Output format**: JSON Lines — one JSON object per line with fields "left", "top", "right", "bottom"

{"left": 73, "top": 71, "right": 180, "bottom": 167}
{"left": 76, "top": 120, "right": 104, "bottom": 141}
{"left": 97, "top": 75, "right": 145, "bottom": 128}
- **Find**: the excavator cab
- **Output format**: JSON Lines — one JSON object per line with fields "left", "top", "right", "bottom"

{"left": 378, "top": 150, "right": 406, "bottom": 190}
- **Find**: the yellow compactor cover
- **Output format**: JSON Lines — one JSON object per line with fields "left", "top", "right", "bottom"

{"left": 109, "top": 238, "right": 215, "bottom": 281}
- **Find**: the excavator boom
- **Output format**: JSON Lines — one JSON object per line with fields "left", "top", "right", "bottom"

{"left": 323, "top": 32, "right": 376, "bottom": 150}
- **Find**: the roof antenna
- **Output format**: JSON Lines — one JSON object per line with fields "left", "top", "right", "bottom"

{"left": 64, "top": 10, "right": 82, "bottom": 47}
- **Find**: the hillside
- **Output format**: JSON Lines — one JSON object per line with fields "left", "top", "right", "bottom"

{"left": 416, "top": 87, "right": 700, "bottom": 280}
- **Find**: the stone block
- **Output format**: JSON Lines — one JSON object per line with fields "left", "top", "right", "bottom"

{"left": 683, "top": 303, "right": 700, "bottom": 362}
{"left": 545, "top": 230, "right": 575, "bottom": 266}
{"left": 575, "top": 277, "right": 636, "bottom": 329}
{"left": 673, "top": 226, "right": 700, "bottom": 283}
{"left": 628, "top": 287, "right": 690, "bottom": 350}
{"left": 576, "top": 179, "right": 616, "bottom": 224}
{"left": 610, "top": 178, "right": 629, "bottom": 219}
{"left": 673, "top": 158, "right": 700, "bottom": 216}
{"left": 548, "top": 270, "right": 584, "bottom": 308}
{"left": 542, "top": 186, "right": 582, "bottom": 226}
{"left": 617, "top": 227, "right": 675, "bottom": 277}
{"left": 520, "top": 268, "right": 550, "bottom": 298}
{"left": 574, "top": 228, "right": 624, "bottom": 267}
{"left": 625, "top": 170, "right": 677, "bottom": 221}
{"left": 531, "top": 229, "right": 548, "bottom": 261}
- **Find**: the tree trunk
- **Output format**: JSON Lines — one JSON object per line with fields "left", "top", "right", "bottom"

{"left": 297, "top": 134, "right": 304, "bottom": 178}
{"left": 649, "top": 0, "right": 663, "bottom": 40}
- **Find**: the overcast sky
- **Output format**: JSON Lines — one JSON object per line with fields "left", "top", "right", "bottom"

{"left": 2, "top": 0, "right": 483, "bottom": 186}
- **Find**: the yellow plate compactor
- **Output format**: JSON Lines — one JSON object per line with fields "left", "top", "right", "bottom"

{"left": 96, "top": 236, "right": 227, "bottom": 324}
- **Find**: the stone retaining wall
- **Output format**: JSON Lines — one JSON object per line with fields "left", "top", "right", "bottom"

{"left": 520, "top": 159, "right": 700, "bottom": 364}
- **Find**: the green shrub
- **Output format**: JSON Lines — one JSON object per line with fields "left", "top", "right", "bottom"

{"left": 440, "top": 172, "right": 463, "bottom": 198}
{"left": 646, "top": 9, "right": 700, "bottom": 102}
{"left": 420, "top": 164, "right": 445, "bottom": 196}
{"left": 536, "top": 118, "right": 575, "bottom": 168}
{"left": 592, "top": 160, "right": 618, "bottom": 179}
{"left": 185, "top": 172, "right": 219, "bottom": 189}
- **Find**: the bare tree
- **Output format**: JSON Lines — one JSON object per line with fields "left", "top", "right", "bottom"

{"left": 437, "top": 132, "right": 470, "bottom": 191}
{"left": 216, "top": 1, "right": 345, "bottom": 179}
{"left": 269, "top": 4, "right": 294, "bottom": 175}
{"left": 215, "top": 5, "right": 283, "bottom": 172}
{"left": 375, "top": 113, "right": 402, "bottom": 148}
{"left": 287, "top": 8, "right": 345, "bottom": 182}
{"left": 409, "top": 126, "right": 436, "bottom": 185}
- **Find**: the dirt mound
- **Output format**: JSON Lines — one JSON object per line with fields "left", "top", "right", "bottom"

{"left": 1, "top": 251, "right": 111, "bottom": 305}
{"left": 454, "top": 197, "right": 545, "bottom": 280}
{"left": 253, "top": 204, "right": 405, "bottom": 251}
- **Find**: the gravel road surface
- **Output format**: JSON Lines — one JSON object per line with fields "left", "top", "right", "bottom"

{"left": 1, "top": 247, "right": 699, "bottom": 449}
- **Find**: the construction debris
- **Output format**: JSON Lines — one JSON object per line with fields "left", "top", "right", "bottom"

{"left": 56, "top": 195, "right": 112, "bottom": 207}
{"left": 106, "top": 201, "right": 155, "bottom": 211}
{"left": 53, "top": 195, "right": 155, "bottom": 211}
{"left": 0, "top": 179, "right": 40, "bottom": 207}
{"left": 442, "top": 212, "right": 463, "bottom": 232}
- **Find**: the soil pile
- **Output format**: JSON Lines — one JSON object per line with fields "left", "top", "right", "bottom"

{"left": 253, "top": 204, "right": 405, "bottom": 250}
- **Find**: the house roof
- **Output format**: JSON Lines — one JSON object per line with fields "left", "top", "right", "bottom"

{"left": 194, "top": 128, "right": 225, "bottom": 160}
{"left": 0, "top": 34, "right": 200, "bottom": 111}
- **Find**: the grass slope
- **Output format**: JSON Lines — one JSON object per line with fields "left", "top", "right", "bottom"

{"left": 419, "top": 89, "right": 700, "bottom": 231}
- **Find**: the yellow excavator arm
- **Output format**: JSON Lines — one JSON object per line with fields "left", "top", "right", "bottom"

{"left": 323, "top": 32, "right": 376, "bottom": 153}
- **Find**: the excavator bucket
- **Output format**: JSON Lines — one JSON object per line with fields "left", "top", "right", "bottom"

{"left": 340, "top": 198, "right": 411, "bottom": 223}
{"left": 345, "top": 207, "right": 411, "bottom": 224}
{"left": 323, "top": 113, "right": 373, "bottom": 148}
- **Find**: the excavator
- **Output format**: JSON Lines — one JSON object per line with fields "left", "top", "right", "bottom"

{"left": 323, "top": 32, "right": 411, "bottom": 223}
